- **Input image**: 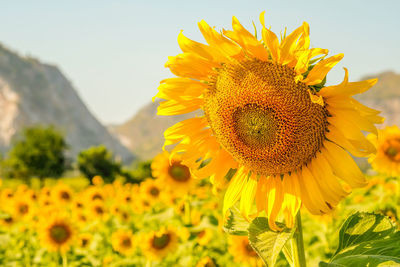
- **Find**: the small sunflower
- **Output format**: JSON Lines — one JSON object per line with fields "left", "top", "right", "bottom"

{"left": 141, "top": 226, "right": 179, "bottom": 261}
{"left": 39, "top": 214, "right": 75, "bottom": 253}
{"left": 368, "top": 125, "right": 400, "bottom": 176}
{"left": 52, "top": 183, "right": 74, "bottom": 204}
{"left": 88, "top": 200, "right": 108, "bottom": 220}
{"left": 77, "top": 233, "right": 92, "bottom": 249}
{"left": 155, "top": 12, "right": 383, "bottom": 229}
{"left": 228, "top": 236, "right": 263, "bottom": 267}
{"left": 139, "top": 178, "right": 164, "bottom": 205}
{"left": 111, "top": 229, "right": 135, "bottom": 256}
{"left": 152, "top": 152, "right": 196, "bottom": 195}
{"left": 196, "top": 228, "right": 213, "bottom": 246}
{"left": 196, "top": 256, "right": 217, "bottom": 267}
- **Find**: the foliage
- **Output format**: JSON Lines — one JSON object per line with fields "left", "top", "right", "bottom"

{"left": 320, "top": 212, "right": 400, "bottom": 266}
{"left": 1, "top": 126, "right": 68, "bottom": 179}
{"left": 77, "top": 145, "right": 122, "bottom": 183}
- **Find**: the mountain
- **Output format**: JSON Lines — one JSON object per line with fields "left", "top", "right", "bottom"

{"left": 356, "top": 71, "right": 400, "bottom": 127}
{"left": 0, "top": 44, "right": 133, "bottom": 162}
{"left": 111, "top": 71, "right": 400, "bottom": 161}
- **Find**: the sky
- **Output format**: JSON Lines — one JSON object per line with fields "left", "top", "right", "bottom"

{"left": 1, "top": 1, "right": 400, "bottom": 124}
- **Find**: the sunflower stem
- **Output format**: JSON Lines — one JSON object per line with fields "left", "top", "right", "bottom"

{"left": 62, "top": 253, "right": 68, "bottom": 267}
{"left": 184, "top": 198, "right": 191, "bottom": 225}
{"left": 291, "top": 211, "right": 306, "bottom": 267}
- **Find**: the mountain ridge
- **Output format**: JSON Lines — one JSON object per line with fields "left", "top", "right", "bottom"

{"left": 0, "top": 43, "right": 134, "bottom": 162}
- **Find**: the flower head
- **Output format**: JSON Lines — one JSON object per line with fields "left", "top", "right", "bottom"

{"left": 156, "top": 12, "right": 383, "bottom": 229}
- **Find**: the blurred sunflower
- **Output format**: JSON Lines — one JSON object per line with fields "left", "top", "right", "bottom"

{"left": 52, "top": 183, "right": 74, "bottom": 204}
{"left": 141, "top": 226, "right": 179, "bottom": 261}
{"left": 196, "top": 256, "right": 217, "bottom": 267}
{"left": 10, "top": 197, "right": 33, "bottom": 220}
{"left": 39, "top": 214, "right": 75, "bottom": 253}
{"left": 88, "top": 200, "right": 108, "bottom": 221}
{"left": 111, "top": 230, "right": 135, "bottom": 256}
{"left": 368, "top": 125, "right": 400, "bottom": 176}
{"left": 155, "top": 12, "right": 383, "bottom": 229}
{"left": 77, "top": 233, "right": 92, "bottom": 249}
{"left": 152, "top": 152, "right": 196, "bottom": 195}
{"left": 140, "top": 178, "right": 164, "bottom": 205}
{"left": 228, "top": 236, "right": 262, "bottom": 267}
{"left": 196, "top": 228, "right": 213, "bottom": 246}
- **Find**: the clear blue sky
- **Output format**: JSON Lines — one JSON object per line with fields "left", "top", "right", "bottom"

{"left": 2, "top": 1, "right": 399, "bottom": 124}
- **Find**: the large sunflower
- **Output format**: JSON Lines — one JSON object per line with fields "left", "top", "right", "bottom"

{"left": 368, "top": 125, "right": 400, "bottom": 176}
{"left": 155, "top": 12, "right": 383, "bottom": 229}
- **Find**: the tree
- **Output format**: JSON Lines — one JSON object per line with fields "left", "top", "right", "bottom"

{"left": 3, "top": 125, "right": 68, "bottom": 179}
{"left": 77, "top": 145, "right": 121, "bottom": 183}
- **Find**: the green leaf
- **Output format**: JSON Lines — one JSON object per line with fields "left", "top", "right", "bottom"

{"left": 223, "top": 204, "right": 249, "bottom": 236}
{"left": 320, "top": 212, "right": 400, "bottom": 267}
{"left": 248, "top": 217, "right": 295, "bottom": 267}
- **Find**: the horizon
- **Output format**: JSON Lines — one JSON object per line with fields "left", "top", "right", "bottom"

{"left": 1, "top": 1, "right": 400, "bottom": 124}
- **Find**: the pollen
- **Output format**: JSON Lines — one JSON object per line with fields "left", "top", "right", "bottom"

{"left": 204, "top": 59, "right": 329, "bottom": 175}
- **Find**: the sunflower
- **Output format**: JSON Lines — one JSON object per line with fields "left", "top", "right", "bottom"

{"left": 111, "top": 229, "right": 135, "bottom": 256}
{"left": 139, "top": 178, "right": 164, "bottom": 205}
{"left": 196, "top": 228, "right": 213, "bottom": 246}
{"left": 52, "top": 183, "right": 74, "bottom": 204}
{"left": 152, "top": 152, "right": 197, "bottom": 195}
{"left": 155, "top": 12, "right": 383, "bottom": 229}
{"left": 368, "top": 125, "right": 400, "bottom": 176}
{"left": 77, "top": 233, "right": 92, "bottom": 249}
{"left": 39, "top": 214, "right": 75, "bottom": 253}
{"left": 196, "top": 256, "right": 217, "bottom": 267}
{"left": 228, "top": 236, "right": 263, "bottom": 267}
{"left": 141, "top": 226, "right": 179, "bottom": 261}
{"left": 88, "top": 200, "right": 108, "bottom": 221}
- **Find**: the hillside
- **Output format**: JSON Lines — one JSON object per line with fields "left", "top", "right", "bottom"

{"left": 0, "top": 44, "right": 133, "bottom": 162}
{"left": 111, "top": 71, "right": 400, "bottom": 161}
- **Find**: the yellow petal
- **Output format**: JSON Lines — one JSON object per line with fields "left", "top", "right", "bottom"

{"left": 240, "top": 174, "right": 258, "bottom": 220}
{"left": 223, "top": 167, "right": 248, "bottom": 217}
{"left": 260, "top": 12, "right": 280, "bottom": 61}
{"left": 303, "top": 54, "right": 344, "bottom": 85}
{"left": 322, "top": 141, "right": 366, "bottom": 188}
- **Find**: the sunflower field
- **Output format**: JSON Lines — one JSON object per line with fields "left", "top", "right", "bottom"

{"left": 1, "top": 11, "right": 400, "bottom": 267}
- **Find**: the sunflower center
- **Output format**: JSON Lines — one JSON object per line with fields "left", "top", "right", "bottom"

{"left": 385, "top": 138, "right": 400, "bottom": 161}
{"left": 149, "top": 187, "right": 160, "bottom": 196}
{"left": 152, "top": 233, "right": 171, "bottom": 249}
{"left": 18, "top": 204, "right": 29, "bottom": 214}
{"left": 49, "top": 224, "right": 71, "bottom": 244}
{"left": 168, "top": 162, "right": 191, "bottom": 182}
{"left": 60, "top": 191, "right": 71, "bottom": 200}
{"left": 204, "top": 59, "right": 329, "bottom": 175}
{"left": 244, "top": 242, "right": 257, "bottom": 257}
{"left": 121, "top": 237, "right": 132, "bottom": 248}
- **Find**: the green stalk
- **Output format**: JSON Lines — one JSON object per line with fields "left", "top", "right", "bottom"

{"left": 291, "top": 211, "right": 306, "bottom": 267}
{"left": 62, "top": 253, "right": 68, "bottom": 267}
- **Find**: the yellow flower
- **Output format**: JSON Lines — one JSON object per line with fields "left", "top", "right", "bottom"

{"left": 368, "top": 125, "right": 400, "bottom": 176}
{"left": 92, "top": 175, "right": 104, "bottom": 186}
{"left": 155, "top": 12, "right": 382, "bottom": 229}
{"left": 88, "top": 200, "right": 108, "bottom": 220}
{"left": 111, "top": 229, "right": 135, "bottom": 256}
{"left": 228, "top": 236, "right": 262, "bottom": 267}
{"left": 152, "top": 152, "right": 196, "bottom": 195}
{"left": 141, "top": 226, "right": 179, "bottom": 261}
{"left": 39, "top": 214, "right": 75, "bottom": 253}
{"left": 139, "top": 178, "right": 164, "bottom": 205}
{"left": 77, "top": 233, "right": 92, "bottom": 249}
{"left": 196, "top": 228, "right": 213, "bottom": 246}
{"left": 196, "top": 256, "right": 217, "bottom": 267}
{"left": 52, "top": 183, "right": 74, "bottom": 204}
